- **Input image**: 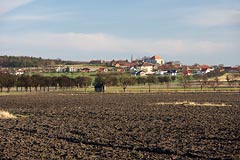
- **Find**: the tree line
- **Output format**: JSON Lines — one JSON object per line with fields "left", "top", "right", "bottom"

{"left": 0, "top": 73, "right": 174, "bottom": 93}
{"left": 0, "top": 72, "right": 239, "bottom": 93}
{"left": 0, "top": 55, "right": 81, "bottom": 68}
{"left": 0, "top": 73, "right": 92, "bottom": 92}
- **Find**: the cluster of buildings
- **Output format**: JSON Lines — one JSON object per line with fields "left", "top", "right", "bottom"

{"left": 52, "top": 55, "right": 239, "bottom": 76}
{"left": 0, "top": 54, "right": 239, "bottom": 76}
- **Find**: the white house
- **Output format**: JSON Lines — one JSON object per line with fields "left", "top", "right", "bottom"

{"left": 151, "top": 55, "right": 165, "bottom": 65}
{"left": 138, "top": 63, "right": 154, "bottom": 74}
{"left": 15, "top": 69, "right": 24, "bottom": 75}
{"left": 143, "top": 55, "right": 165, "bottom": 65}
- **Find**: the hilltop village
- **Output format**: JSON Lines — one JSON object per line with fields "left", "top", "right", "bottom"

{"left": 0, "top": 55, "right": 239, "bottom": 76}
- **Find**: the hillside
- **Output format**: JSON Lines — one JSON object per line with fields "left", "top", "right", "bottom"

{"left": 0, "top": 56, "right": 83, "bottom": 68}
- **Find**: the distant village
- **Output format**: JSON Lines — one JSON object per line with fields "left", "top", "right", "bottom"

{"left": 0, "top": 55, "right": 239, "bottom": 76}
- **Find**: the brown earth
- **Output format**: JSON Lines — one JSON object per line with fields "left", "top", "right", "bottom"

{"left": 0, "top": 92, "right": 239, "bottom": 159}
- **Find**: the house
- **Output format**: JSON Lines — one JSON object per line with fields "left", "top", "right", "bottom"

{"left": 201, "top": 68, "right": 211, "bottom": 74}
{"left": 56, "top": 66, "right": 65, "bottom": 72}
{"left": 143, "top": 55, "right": 165, "bottom": 65}
{"left": 224, "top": 67, "right": 239, "bottom": 73}
{"left": 44, "top": 68, "right": 56, "bottom": 73}
{"left": 138, "top": 63, "right": 154, "bottom": 74}
{"left": 116, "top": 68, "right": 125, "bottom": 72}
{"left": 167, "top": 70, "right": 177, "bottom": 76}
{"left": 0, "top": 68, "right": 9, "bottom": 74}
{"left": 98, "top": 68, "right": 108, "bottom": 73}
{"left": 115, "top": 61, "right": 136, "bottom": 68}
{"left": 194, "top": 65, "right": 212, "bottom": 75}
{"left": 151, "top": 55, "right": 165, "bottom": 65}
{"left": 81, "top": 68, "right": 91, "bottom": 73}
{"left": 15, "top": 69, "right": 25, "bottom": 75}
{"left": 182, "top": 66, "right": 191, "bottom": 76}
{"left": 155, "top": 70, "right": 167, "bottom": 75}
{"left": 69, "top": 66, "right": 77, "bottom": 72}
{"left": 136, "top": 71, "right": 146, "bottom": 76}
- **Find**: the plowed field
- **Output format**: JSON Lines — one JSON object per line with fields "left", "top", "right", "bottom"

{"left": 0, "top": 92, "right": 239, "bottom": 159}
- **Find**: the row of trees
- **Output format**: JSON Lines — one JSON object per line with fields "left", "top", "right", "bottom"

{"left": 0, "top": 73, "right": 239, "bottom": 93}
{"left": 0, "top": 73, "right": 174, "bottom": 93}
{"left": 0, "top": 73, "right": 92, "bottom": 92}
{"left": 94, "top": 73, "right": 175, "bottom": 92}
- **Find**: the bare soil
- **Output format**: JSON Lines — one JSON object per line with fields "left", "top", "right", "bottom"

{"left": 0, "top": 92, "right": 239, "bottom": 159}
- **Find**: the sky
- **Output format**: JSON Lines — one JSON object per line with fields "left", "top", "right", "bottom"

{"left": 0, "top": 0, "right": 239, "bottom": 66}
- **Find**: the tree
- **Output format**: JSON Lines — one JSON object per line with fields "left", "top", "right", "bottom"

{"left": 194, "top": 74, "right": 208, "bottom": 90}
{"left": 0, "top": 73, "right": 4, "bottom": 92}
{"left": 146, "top": 75, "right": 158, "bottom": 92}
{"left": 5, "top": 74, "right": 16, "bottom": 92}
{"left": 209, "top": 77, "right": 219, "bottom": 91}
{"left": 65, "top": 66, "right": 70, "bottom": 73}
{"left": 105, "top": 76, "right": 118, "bottom": 87}
{"left": 119, "top": 76, "right": 136, "bottom": 92}
{"left": 50, "top": 76, "right": 59, "bottom": 90}
{"left": 200, "top": 75, "right": 208, "bottom": 90}
{"left": 163, "top": 76, "right": 171, "bottom": 88}
{"left": 226, "top": 74, "right": 237, "bottom": 88}
{"left": 171, "top": 76, "right": 176, "bottom": 82}
{"left": 0, "top": 73, "right": 16, "bottom": 92}
{"left": 136, "top": 77, "right": 146, "bottom": 85}
{"left": 179, "top": 75, "right": 191, "bottom": 91}
{"left": 58, "top": 76, "right": 74, "bottom": 90}
{"left": 43, "top": 76, "right": 52, "bottom": 91}
{"left": 93, "top": 74, "right": 107, "bottom": 92}
{"left": 158, "top": 76, "right": 164, "bottom": 84}
{"left": 15, "top": 77, "right": 22, "bottom": 92}
{"left": 93, "top": 73, "right": 120, "bottom": 92}
{"left": 226, "top": 75, "right": 231, "bottom": 87}
{"left": 17, "top": 75, "right": 32, "bottom": 92}
{"left": 76, "top": 76, "right": 92, "bottom": 93}
{"left": 31, "top": 74, "right": 42, "bottom": 92}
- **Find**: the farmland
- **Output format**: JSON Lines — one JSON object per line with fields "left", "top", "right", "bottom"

{"left": 0, "top": 92, "right": 239, "bottom": 159}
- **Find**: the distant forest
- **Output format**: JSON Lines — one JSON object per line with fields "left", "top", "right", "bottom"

{"left": 0, "top": 56, "right": 82, "bottom": 68}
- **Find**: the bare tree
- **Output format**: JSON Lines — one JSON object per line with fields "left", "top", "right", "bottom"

{"left": 76, "top": 76, "right": 92, "bottom": 93}
{"left": 119, "top": 76, "right": 136, "bottom": 92}
{"left": 209, "top": 77, "right": 219, "bottom": 91}
{"left": 0, "top": 73, "right": 4, "bottom": 92}
{"left": 226, "top": 75, "right": 234, "bottom": 87}
{"left": 179, "top": 75, "right": 191, "bottom": 91}
{"left": 146, "top": 75, "right": 158, "bottom": 92}
{"left": 199, "top": 74, "right": 208, "bottom": 91}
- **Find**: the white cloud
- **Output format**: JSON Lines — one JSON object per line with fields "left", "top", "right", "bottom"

{"left": 1, "top": 15, "right": 48, "bottom": 21}
{"left": 0, "top": 0, "right": 33, "bottom": 15}
{"left": 188, "top": 9, "right": 240, "bottom": 27}
{"left": 0, "top": 12, "right": 71, "bottom": 21}
{"left": 0, "top": 32, "right": 237, "bottom": 62}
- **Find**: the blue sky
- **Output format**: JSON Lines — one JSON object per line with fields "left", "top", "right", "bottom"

{"left": 0, "top": 0, "right": 239, "bottom": 65}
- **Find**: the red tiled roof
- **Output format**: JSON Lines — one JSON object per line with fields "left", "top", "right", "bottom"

{"left": 117, "top": 62, "right": 136, "bottom": 67}
{"left": 151, "top": 55, "right": 162, "bottom": 60}
{"left": 142, "top": 63, "right": 153, "bottom": 67}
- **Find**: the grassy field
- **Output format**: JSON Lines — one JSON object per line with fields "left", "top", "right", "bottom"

{"left": 0, "top": 84, "right": 239, "bottom": 95}
{"left": 28, "top": 72, "right": 94, "bottom": 78}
